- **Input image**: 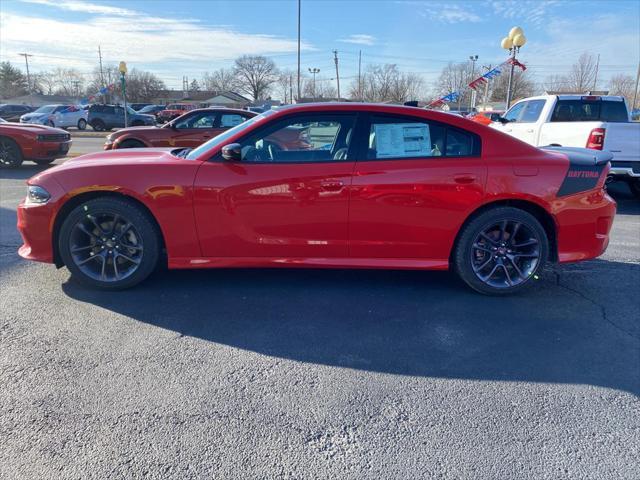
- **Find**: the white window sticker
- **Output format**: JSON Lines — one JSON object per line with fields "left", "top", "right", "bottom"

{"left": 374, "top": 123, "right": 431, "bottom": 158}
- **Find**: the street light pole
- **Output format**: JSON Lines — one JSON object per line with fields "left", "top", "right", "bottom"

{"left": 119, "top": 61, "right": 128, "bottom": 127}
{"left": 308, "top": 67, "right": 320, "bottom": 99}
{"left": 501, "top": 26, "right": 527, "bottom": 109}
{"left": 469, "top": 55, "right": 478, "bottom": 110}
{"left": 297, "top": 0, "right": 301, "bottom": 102}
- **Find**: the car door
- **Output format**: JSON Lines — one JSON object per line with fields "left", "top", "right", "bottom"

{"left": 494, "top": 100, "right": 545, "bottom": 145}
{"left": 348, "top": 113, "right": 487, "bottom": 263}
{"left": 193, "top": 112, "right": 358, "bottom": 258}
{"left": 166, "top": 111, "right": 221, "bottom": 147}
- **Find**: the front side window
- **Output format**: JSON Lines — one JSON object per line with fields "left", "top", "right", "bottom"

{"left": 503, "top": 102, "right": 527, "bottom": 123}
{"left": 238, "top": 114, "right": 356, "bottom": 163}
{"left": 519, "top": 100, "right": 545, "bottom": 123}
{"left": 174, "top": 112, "right": 217, "bottom": 129}
{"left": 367, "top": 116, "right": 446, "bottom": 159}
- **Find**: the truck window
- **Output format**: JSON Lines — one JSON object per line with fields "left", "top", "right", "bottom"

{"left": 503, "top": 102, "right": 526, "bottom": 122}
{"left": 551, "top": 100, "right": 628, "bottom": 123}
{"left": 519, "top": 100, "right": 545, "bottom": 123}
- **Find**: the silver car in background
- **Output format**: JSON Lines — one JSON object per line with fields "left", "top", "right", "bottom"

{"left": 20, "top": 104, "right": 89, "bottom": 130}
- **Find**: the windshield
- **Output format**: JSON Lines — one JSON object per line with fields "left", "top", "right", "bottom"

{"left": 139, "top": 105, "right": 159, "bottom": 113}
{"left": 34, "top": 105, "right": 56, "bottom": 114}
{"left": 185, "top": 110, "right": 275, "bottom": 160}
{"left": 126, "top": 106, "right": 137, "bottom": 115}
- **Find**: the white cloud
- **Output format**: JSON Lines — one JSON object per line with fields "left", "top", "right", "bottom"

{"left": 411, "top": 2, "right": 481, "bottom": 23}
{"left": 489, "top": 0, "right": 561, "bottom": 27}
{"left": 339, "top": 34, "right": 376, "bottom": 46}
{"left": 20, "top": 0, "right": 137, "bottom": 16}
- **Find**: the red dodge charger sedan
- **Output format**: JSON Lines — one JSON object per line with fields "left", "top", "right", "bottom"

{"left": 17, "top": 104, "right": 615, "bottom": 294}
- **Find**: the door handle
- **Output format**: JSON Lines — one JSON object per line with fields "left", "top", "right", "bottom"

{"left": 453, "top": 174, "right": 477, "bottom": 184}
{"left": 526, "top": 129, "right": 534, "bottom": 133}
{"left": 320, "top": 180, "right": 344, "bottom": 191}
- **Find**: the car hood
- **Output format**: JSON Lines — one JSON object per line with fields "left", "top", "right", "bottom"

{"left": 0, "top": 122, "right": 67, "bottom": 134}
{"left": 66, "top": 147, "right": 178, "bottom": 164}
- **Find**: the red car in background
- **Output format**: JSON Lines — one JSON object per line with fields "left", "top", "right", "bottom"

{"left": 156, "top": 103, "right": 197, "bottom": 123}
{"left": 17, "top": 104, "right": 615, "bottom": 294}
{"left": 0, "top": 119, "right": 71, "bottom": 167}
{"left": 104, "top": 108, "right": 256, "bottom": 150}
{"left": 469, "top": 111, "right": 505, "bottom": 126}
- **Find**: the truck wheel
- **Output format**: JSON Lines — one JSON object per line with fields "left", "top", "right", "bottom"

{"left": 91, "top": 120, "right": 105, "bottom": 131}
{"left": 0, "top": 137, "right": 23, "bottom": 168}
{"left": 454, "top": 207, "right": 549, "bottom": 295}
{"left": 629, "top": 179, "right": 640, "bottom": 199}
{"left": 77, "top": 119, "right": 87, "bottom": 130}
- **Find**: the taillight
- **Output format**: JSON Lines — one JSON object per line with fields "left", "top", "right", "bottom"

{"left": 586, "top": 128, "right": 605, "bottom": 150}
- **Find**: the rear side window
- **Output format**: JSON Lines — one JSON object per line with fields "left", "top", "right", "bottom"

{"left": 367, "top": 115, "right": 479, "bottom": 159}
{"left": 551, "top": 99, "right": 628, "bottom": 122}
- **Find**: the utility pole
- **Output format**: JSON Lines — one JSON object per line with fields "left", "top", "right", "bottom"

{"left": 358, "top": 50, "right": 362, "bottom": 101}
{"left": 297, "top": 0, "right": 301, "bottom": 102}
{"left": 98, "top": 45, "right": 106, "bottom": 101}
{"left": 481, "top": 64, "right": 492, "bottom": 107}
{"left": 333, "top": 50, "right": 340, "bottom": 99}
{"left": 289, "top": 74, "right": 293, "bottom": 104}
{"left": 592, "top": 53, "right": 600, "bottom": 92}
{"left": 308, "top": 68, "right": 320, "bottom": 99}
{"left": 633, "top": 61, "right": 640, "bottom": 111}
{"left": 18, "top": 53, "right": 33, "bottom": 98}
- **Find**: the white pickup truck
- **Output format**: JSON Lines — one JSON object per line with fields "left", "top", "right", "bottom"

{"left": 491, "top": 94, "right": 640, "bottom": 197}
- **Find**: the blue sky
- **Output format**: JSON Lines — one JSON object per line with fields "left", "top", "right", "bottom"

{"left": 1, "top": 0, "right": 638, "bottom": 94}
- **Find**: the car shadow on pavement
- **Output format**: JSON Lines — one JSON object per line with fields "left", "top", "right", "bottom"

{"left": 62, "top": 259, "right": 640, "bottom": 395}
{"left": 608, "top": 181, "right": 639, "bottom": 215}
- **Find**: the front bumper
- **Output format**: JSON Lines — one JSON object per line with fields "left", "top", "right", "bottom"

{"left": 17, "top": 200, "right": 57, "bottom": 263}
{"left": 28, "top": 140, "right": 72, "bottom": 160}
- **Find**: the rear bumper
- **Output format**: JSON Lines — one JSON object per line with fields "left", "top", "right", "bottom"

{"left": 555, "top": 190, "right": 616, "bottom": 263}
{"left": 609, "top": 161, "right": 640, "bottom": 178}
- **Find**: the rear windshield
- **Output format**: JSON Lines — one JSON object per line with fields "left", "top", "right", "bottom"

{"left": 551, "top": 99, "right": 628, "bottom": 122}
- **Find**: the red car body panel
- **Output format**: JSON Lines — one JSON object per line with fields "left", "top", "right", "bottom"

{"left": 0, "top": 122, "right": 71, "bottom": 161}
{"left": 16, "top": 103, "right": 616, "bottom": 273}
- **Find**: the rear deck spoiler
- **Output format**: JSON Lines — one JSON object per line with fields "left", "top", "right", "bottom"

{"left": 541, "top": 146, "right": 611, "bottom": 196}
{"left": 541, "top": 146, "right": 613, "bottom": 166}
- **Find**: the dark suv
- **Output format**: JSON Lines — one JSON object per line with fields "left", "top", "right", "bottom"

{"left": 87, "top": 104, "right": 156, "bottom": 131}
{"left": 0, "top": 104, "right": 33, "bottom": 122}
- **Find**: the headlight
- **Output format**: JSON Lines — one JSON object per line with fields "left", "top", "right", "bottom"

{"left": 26, "top": 185, "right": 51, "bottom": 204}
{"left": 105, "top": 134, "right": 113, "bottom": 143}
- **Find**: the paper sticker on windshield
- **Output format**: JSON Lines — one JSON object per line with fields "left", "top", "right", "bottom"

{"left": 374, "top": 123, "right": 431, "bottom": 159}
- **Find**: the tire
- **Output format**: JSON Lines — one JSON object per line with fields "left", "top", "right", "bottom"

{"left": 58, "top": 197, "right": 160, "bottom": 290}
{"left": 454, "top": 207, "right": 549, "bottom": 295}
{"left": 32, "top": 158, "right": 55, "bottom": 165}
{"left": 628, "top": 179, "right": 640, "bottom": 199}
{"left": 0, "top": 137, "right": 24, "bottom": 168}
{"left": 91, "top": 120, "right": 105, "bottom": 131}
{"left": 77, "top": 118, "right": 87, "bottom": 130}
{"left": 118, "top": 139, "right": 146, "bottom": 149}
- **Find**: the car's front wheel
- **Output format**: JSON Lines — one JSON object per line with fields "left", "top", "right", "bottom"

{"left": 77, "top": 118, "right": 87, "bottom": 130}
{"left": 0, "top": 137, "right": 23, "bottom": 168}
{"left": 91, "top": 120, "right": 105, "bottom": 131}
{"left": 58, "top": 197, "right": 160, "bottom": 289}
{"left": 454, "top": 207, "right": 548, "bottom": 295}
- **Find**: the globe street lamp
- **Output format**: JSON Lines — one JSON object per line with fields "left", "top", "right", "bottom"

{"left": 119, "top": 61, "right": 128, "bottom": 126}
{"left": 469, "top": 55, "right": 479, "bottom": 110}
{"left": 501, "top": 26, "right": 527, "bottom": 109}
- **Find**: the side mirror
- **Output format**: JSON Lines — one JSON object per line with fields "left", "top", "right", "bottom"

{"left": 222, "top": 143, "right": 242, "bottom": 161}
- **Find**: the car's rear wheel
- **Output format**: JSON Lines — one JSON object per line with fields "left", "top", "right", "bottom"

{"left": 628, "top": 179, "right": 640, "bottom": 199}
{"left": 91, "top": 120, "right": 106, "bottom": 131}
{"left": 77, "top": 118, "right": 87, "bottom": 130}
{"left": 58, "top": 198, "right": 160, "bottom": 289}
{"left": 454, "top": 207, "right": 548, "bottom": 295}
{"left": 118, "top": 139, "right": 146, "bottom": 149}
{"left": 0, "top": 137, "right": 23, "bottom": 168}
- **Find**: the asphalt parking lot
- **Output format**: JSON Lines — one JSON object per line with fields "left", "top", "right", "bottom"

{"left": 1, "top": 157, "right": 639, "bottom": 478}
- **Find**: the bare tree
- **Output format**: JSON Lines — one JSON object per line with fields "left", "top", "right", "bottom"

{"left": 189, "top": 79, "right": 200, "bottom": 92}
{"left": 435, "top": 62, "right": 473, "bottom": 109}
{"left": 350, "top": 64, "right": 423, "bottom": 103}
{"left": 50, "top": 68, "right": 85, "bottom": 97}
{"left": 608, "top": 73, "right": 636, "bottom": 106}
{"left": 233, "top": 55, "right": 279, "bottom": 100}
{"left": 543, "top": 74, "right": 569, "bottom": 92}
{"left": 303, "top": 77, "right": 336, "bottom": 99}
{"left": 124, "top": 69, "right": 166, "bottom": 102}
{"left": 566, "top": 52, "right": 598, "bottom": 92}
{"left": 34, "top": 71, "right": 57, "bottom": 95}
{"left": 202, "top": 68, "right": 239, "bottom": 93}
{"left": 490, "top": 69, "right": 535, "bottom": 103}
{"left": 276, "top": 70, "right": 295, "bottom": 103}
